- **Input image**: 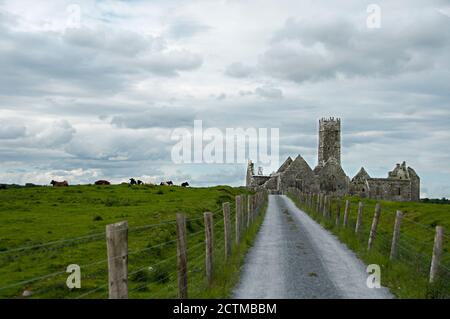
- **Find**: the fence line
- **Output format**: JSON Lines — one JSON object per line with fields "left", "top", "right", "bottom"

{"left": 0, "top": 193, "right": 267, "bottom": 299}
{"left": 288, "top": 187, "right": 449, "bottom": 294}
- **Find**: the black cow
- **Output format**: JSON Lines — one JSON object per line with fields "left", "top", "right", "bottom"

{"left": 181, "top": 182, "right": 189, "bottom": 187}
{"left": 137, "top": 180, "right": 143, "bottom": 185}
{"left": 166, "top": 181, "right": 173, "bottom": 186}
{"left": 129, "top": 178, "right": 137, "bottom": 185}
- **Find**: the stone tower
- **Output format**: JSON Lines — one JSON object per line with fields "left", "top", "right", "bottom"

{"left": 318, "top": 117, "right": 341, "bottom": 166}
{"left": 246, "top": 160, "right": 254, "bottom": 187}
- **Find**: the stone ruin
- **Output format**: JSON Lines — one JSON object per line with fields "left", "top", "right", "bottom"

{"left": 246, "top": 117, "right": 420, "bottom": 202}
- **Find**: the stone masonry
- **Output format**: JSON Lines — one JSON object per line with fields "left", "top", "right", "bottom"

{"left": 246, "top": 118, "right": 420, "bottom": 202}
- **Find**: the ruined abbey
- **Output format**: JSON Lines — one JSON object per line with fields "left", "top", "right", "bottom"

{"left": 246, "top": 118, "right": 420, "bottom": 202}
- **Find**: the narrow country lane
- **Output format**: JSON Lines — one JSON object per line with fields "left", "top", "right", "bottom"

{"left": 233, "top": 195, "right": 393, "bottom": 299}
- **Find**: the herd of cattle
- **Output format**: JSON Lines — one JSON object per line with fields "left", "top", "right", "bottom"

{"left": 49, "top": 179, "right": 190, "bottom": 187}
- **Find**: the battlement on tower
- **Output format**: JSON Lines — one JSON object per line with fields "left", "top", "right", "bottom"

{"left": 319, "top": 117, "right": 341, "bottom": 131}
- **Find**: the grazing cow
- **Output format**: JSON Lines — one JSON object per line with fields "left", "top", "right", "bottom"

{"left": 137, "top": 180, "right": 143, "bottom": 185}
{"left": 129, "top": 178, "right": 137, "bottom": 185}
{"left": 50, "top": 180, "right": 69, "bottom": 187}
{"left": 95, "top": 180, "right": 111, "bottom": 185}
{"left": 181, "top": 182, "right": 189, "bottom": 187}
{"left": 160, "top": 182, "right": 167, "bottom": 186}
{"left": 166, "top": 181, "right": 173, "bottom": 186}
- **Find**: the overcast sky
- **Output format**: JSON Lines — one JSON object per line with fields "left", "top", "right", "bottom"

{"left": 0, "top": 0, "right": 449, "bottom": 197}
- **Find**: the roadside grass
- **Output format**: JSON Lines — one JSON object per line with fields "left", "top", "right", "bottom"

{"left": 0, "top": 184, "right": 261, "bottom": 299}
{"left": 191, "top": 199, "right": 268, "bottom": 298}
{"left": 288, "top": 193, "right": 450, "bottom": 299}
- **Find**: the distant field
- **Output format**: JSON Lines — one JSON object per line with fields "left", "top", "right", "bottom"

{"left": 0, "top": 184, "right": 259, "bottom": 299}
{"left": 289, "top": 193, "right": 450, "bottom": 299}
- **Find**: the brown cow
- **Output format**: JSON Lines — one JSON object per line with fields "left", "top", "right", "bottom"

{"left": 95, "top": 180, "right": 111, "bottom": 185}
{"left": 50, "top": 180, "right": 69, "bottom": 187}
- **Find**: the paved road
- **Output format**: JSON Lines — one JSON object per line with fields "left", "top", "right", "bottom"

{"left": 233, "top": 195, "right": 393, "bottom": 299}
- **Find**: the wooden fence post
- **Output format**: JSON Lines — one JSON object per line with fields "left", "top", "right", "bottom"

{"left": 390, "top": 211, "right": 403, "bottom": 260}
{"left": 327, "top": 197, "right": 332, "bottom": 219}
{"left": 368, "top": 203, "right": 382, "bottom": 250}
{"left": 343, "top": 200, "right": 350, "bottom": 227}
{"left": 235, "top": 195, "right": 241, "bottom": 244}
{"left": 252, "top": 195, "right": 256, "bottom": 220}
{"left": 335, "top": 200, "right": 341, "bottom": 226}
{"left": 247, "top": 195, "right": 252, "bottom": 228}
{"left": 176, "top": 213, "right": 188, "bottom": 299}
{"left": 322, "top": 194, "right": 326, "bottom": 216}
{"left": 355, "top": 202, "right": 364, "bottom": 234}
{"left": 429, "top": 226, "right": 444, "bottom": 283}
{"left": 318, "top": 194, "right": 322, "bottom": 215}
{"left": 241, "top": 195, "right": 247, "bottom": 233}
{"left": 316, "top": 194, "right": 320, "bottom": 213}
{"left": 204, "top": 212, "right": 214, "bottom": 286}
{"left": 223, "top": 202, "right": 232, "bottom": 260}
{"left": 106, "top": 221, "right": 128, "bottom": 299}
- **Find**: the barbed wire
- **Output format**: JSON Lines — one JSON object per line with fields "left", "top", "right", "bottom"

{"left": 0, "top": 210, "right": 227, "bottom": 258}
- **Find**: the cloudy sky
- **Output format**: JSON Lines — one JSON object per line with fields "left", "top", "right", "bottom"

{"left": 0, "top": 0, "right": 449, "bottom": 197}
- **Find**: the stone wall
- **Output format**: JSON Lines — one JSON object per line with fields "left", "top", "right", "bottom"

{"left": 316, "top": 158, "right": 349, "bottom": 196}
{"left": 279, "top": 155, "right": 319, "bottom": 193}
{"left": 366, "top": 178, "right": 412, "bottom": 201}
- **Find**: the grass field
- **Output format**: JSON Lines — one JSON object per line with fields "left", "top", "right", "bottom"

{"left": 289, "top": 192, "right": 450, "bottom": 299}
{"left": 0, "top": 184, "right": 265, "bottom": 299}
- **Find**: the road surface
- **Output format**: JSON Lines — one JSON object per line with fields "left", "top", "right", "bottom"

{"left": 233, "top": 195, "right": 393, "bottom": 299}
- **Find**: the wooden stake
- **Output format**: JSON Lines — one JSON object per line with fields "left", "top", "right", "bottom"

{"left": 355, "top": 202, "right": 364, "bottom": 234}
{"left": 247, "top": 195, "right": 252, "bottom": 227}
{"left": 176, "top": 213, "right": 188, "bottom": 299}
{"left": 335, "top": 200, "right": 341, "bottom": 226}
{"left": 204, "top": 212, "right": 214, "bottom": 286}
{"left": 390, "top": 211, "right": 403, "bottom": 260}
{"left": 223, "top": 202, "right": 232, "bottom": 260}
{"left": 106, "top": 221, "right": 128, "bottom": 299}
{"left": 235, "top": 195, "right": 241, "bottom": 244}
{"left": 343, "top": 200, "right": 350, "bottom": 227}
{"left": 429, "top": 226, "right": 444, "bottom": 283}
{"left": 368, "top": 203, "right": 381, "bottom": 250}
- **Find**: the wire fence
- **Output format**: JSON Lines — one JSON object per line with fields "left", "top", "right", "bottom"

{"left": 288, "top": 188, "right": 450, "bottom": 299}
{"left": 0, "top": 191, "right": 268, "bottom": 299}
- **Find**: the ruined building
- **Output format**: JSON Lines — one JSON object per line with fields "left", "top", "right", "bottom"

{"left": 246, "top": 118, "right": 420, "bottom": 202}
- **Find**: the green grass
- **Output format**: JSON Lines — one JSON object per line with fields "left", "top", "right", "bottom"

{"left": 288, "top": 192, "right": 450, "bottom": 299}
{"left": 0, "top": 184, "right": 265, "bottom": 299}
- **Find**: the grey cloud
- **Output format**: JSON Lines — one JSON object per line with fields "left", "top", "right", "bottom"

{"left": 216, "top": 93, "right": 227, "bottom": 100}
{"left": 167, "top": 17, "right": 211, "bottom": 38}
{"left": 225, "top": 62, "right": 255, "bottom": 78}
{"left": 0, "top": 14, "right": 203, "bottom": 96}
{"left": 110, "top": 107, "right": 197, "bottom": 129}
{"left": 36, "top": 120, "right": 76, "bottom": 148}
{"left": 255, "top": 86, "right": 283, "bottom": 99}
{"left": 0, "top": 124, "right": 26, "bottom": 139}
{"left": 259, "top": 13, "right": 450, "bottom": 83}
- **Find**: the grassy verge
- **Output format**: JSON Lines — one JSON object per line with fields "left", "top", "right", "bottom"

{"left": 190, "top": 198, "right": 268, "bottom": 298}
{"left": 287, "top": 192, "right": 450, "bottom": 299}
{"left": 0, "top": 184, "right": 261, "bottom": 299}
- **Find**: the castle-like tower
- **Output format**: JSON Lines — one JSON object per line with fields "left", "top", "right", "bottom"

{"left": 318, "top": 117, "right": 341, "bottom": 166}
{"left": 246, "top": 117, "right": 420, "bottom": 201}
